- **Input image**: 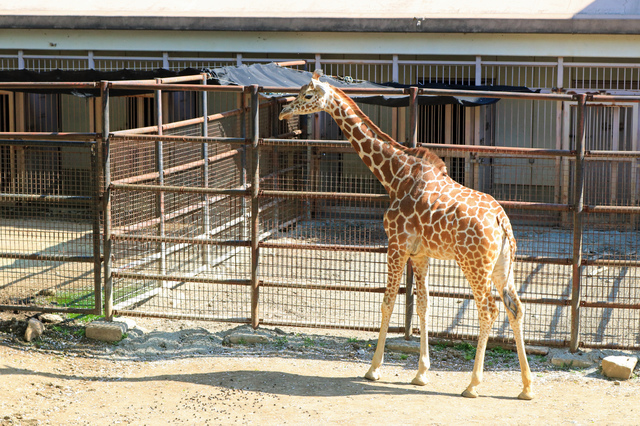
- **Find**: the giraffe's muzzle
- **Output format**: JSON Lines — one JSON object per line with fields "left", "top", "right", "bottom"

{"left": 279, "top": 108, "right": 293, "bottom": 120}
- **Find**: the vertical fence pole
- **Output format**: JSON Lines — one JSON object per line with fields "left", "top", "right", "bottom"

{"left": 155, "top": 83, "right": 166, "bottom": 283}
{"left": 570, "top": 93, "right": 587, "bottom": 353}
{"left": 250, "top": 85, "right": 261, "bottom": 329}
{"left": 202, "top": 78, "right": 211, "bottom": 266}
{"left": 404, "top": 86, "right": 418, "bottom": 340}
{"left": 101, "top": 81, "right": 113, "bottom": 320}
{"left": 91, "top": 133, "right": 102, "bottom": 316}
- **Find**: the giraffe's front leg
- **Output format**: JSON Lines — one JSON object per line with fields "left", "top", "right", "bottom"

{"left": 410, "top": 256, "right": 430, "bottom": 386}
{"left": 365, "top": 244, "right": 407, "bottom": 382}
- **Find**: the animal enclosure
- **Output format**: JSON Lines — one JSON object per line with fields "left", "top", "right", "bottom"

{"left": 1, "top": 71, "right": 640, "bottom": 351}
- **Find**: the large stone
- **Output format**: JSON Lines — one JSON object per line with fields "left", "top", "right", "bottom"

{"left": 86, "top": 319, "right": 130, "bottom": 342}
{"left": 227, "top": 333, "right": 269, "bottom": 344}
{"left": 38, "top": 313, "right": 64, "bottom": 324}
{"left": 601, "top": 356, "right": 638, "bottom": 380}
{"left": 550, "top": 350, "right": 596, "bottom": 369}
{"left": 24, "top": 318, "right": 45, "bottom": 342}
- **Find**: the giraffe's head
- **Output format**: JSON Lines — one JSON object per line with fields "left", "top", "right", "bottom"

{"left": 279, "top": 70, "right": 332, "bottom": 120}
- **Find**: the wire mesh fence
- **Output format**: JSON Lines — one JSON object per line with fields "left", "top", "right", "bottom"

{"left": 0, "top": 79, "right": 639, "bottom": 351}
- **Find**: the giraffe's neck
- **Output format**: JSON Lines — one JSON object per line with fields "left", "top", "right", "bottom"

{"left": 324, "top": 87, "right": 436, "bottom": 197}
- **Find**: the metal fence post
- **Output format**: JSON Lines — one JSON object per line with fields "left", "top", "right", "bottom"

{"left": 101, "top": 81, "right": 113, "bottom": 320}
{"left": 155, "top": 82, "right": 167, "bottom": 283}
{"left": 250, "top": 85, "right": 261, "bottom": 329}
{"left": 570, "top": 93, "right": 587, "bottom": 352}
{"left": 202, "top": 78, "right": 211, "bottom": 266}
{"left": 404, "top": 86, "right": 418, "bottom": 339}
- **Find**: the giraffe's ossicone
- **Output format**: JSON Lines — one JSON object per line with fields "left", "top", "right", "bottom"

{"left": 279, "top": 70, "right": 534, "bottom": 400}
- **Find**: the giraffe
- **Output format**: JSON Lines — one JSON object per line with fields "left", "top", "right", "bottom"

{"left": 278, "top": 70, "right": 534, "bottom": 400}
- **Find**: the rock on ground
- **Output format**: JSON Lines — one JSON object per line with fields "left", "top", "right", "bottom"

{"left": 601, "top": 355, "right": 638, "bottom": 380}
{"left": 24, "top": 318, "right": 45, "bottom": 342}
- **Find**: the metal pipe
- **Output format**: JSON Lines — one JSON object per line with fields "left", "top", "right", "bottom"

{"left": 109, "top": 134, "right": 247, "bottom": 144}
{"left": 91, "top": 140, "right": 102, "bottom": 316}
{"left": 250, "top": 85, "right": 261, "bottom": 329}
{"left": 155, "top": 83, "right": 167, "bottom": 282}
{"left": 101, "top": 80, "right": 113, "bottom": 321}
{"left": 405, "top": 86, "right": 419, "bottom": 340}
{"left": 570, "top": 93, "right": 587, "bottom": 353}
{"left": 201, "top": 76, "right": 211, "bottom": 267}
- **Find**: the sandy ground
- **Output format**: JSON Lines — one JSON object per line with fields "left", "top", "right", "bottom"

{"left": 1, "top": 316, "right": 639, "bottom": 425}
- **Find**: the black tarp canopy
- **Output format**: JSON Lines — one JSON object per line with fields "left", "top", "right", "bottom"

{"left": 0, "top": 63, "right": 535, "bottom": 105}
{"left": 208, "top": 62, "right": 537, "bottom": 107}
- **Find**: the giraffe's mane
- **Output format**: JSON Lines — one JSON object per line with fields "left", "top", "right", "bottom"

{"left": 331, "top": 85, "right": 448, "bottom": 175}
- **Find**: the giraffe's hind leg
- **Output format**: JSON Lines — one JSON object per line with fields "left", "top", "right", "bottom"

{"left": 462, "top": 276, "right": 499, "bottom": 398}
{"left": 492, "top": 241, "right": 534, "bottom": 400}
{"left": 410, "top": 256, "right": 430, "bottom": 386}
{"left": 365, "top": 242, "right": 408, "bottom": 382}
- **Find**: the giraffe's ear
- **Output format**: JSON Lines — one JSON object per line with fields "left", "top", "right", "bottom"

{"left": 311, "top": 69, "right": 323, "bottom": 80}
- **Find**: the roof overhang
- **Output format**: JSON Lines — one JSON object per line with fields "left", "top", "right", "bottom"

{"left": 2, "top": 15, "right": 640, "bottom": 35}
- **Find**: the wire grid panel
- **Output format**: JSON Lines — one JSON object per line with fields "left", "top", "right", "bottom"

{"left": 0, "top": 143, "right": 100, "bottom": 313}
{"left": 109, "top": 133, "right": 251, "bottom": 321}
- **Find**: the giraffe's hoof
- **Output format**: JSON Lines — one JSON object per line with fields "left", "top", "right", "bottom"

{"left": 364, "top": 369, "right": 380, "bottom": 381}
{"left": 461, "top": 388, "right": 479, "bottom": 398}
{"left": 411, "top": 374, "right": 428, "bottom": 386}
{"left": 518, "top": 390, "right": 535, "bottom": 400}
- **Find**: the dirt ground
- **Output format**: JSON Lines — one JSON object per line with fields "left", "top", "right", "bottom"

{"left": 1, "top": 314, "right": 639, "bottom": 426}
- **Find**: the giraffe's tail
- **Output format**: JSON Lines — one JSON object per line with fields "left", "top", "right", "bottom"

{"left": 497, "top": 210, "right": 521, "bottom": 319}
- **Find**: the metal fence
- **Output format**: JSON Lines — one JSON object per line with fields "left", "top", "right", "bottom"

{"left": 1, "top": 78, "right": 640, "bottom": 351}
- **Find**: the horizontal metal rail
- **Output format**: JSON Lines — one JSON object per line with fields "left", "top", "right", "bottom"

{"left": 0, "top": 252, "right": 97, "bottom": 263}
{"left": 113, "top": 271, "right": 251, "bottom": 286}
{"left": 107, "top": 82, "right": 246, "bottom": 92}
{"left": 0, "top": 132, "right": 98, "bottom": 141}
{"left": 584, "top": 205, "right": 640, "bottom": 214}
{"left": 112, "top": 106, "right": 246, "bottom": 136}
{"left": 260, "top": 241, "right": 387, "bottom": 253}
{"left": 111, "top": 183, "right": 249, "bottom": 196}
{"left": 0, "top": 193, "right": 93, "bottom": 203}
{"left": 0, "top": 305, "right": 99, "bottom": 315}
{"left": 109, "top": 134, "right": 247, "bottom": 144}
{"left": 111, "top": 148, "right": 243, "bottom": 185}
{"left": 111, "top": 233, "right": 250, "bottom": 247}
{"left": 111, "top": 310, "right": 251, "bottom": 323}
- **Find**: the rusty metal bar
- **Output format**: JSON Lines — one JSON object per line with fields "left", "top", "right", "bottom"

{"left": 0, "top": 252, "right": 96, "bottom": 262}
{"left": 584, "top": 205, "right": 640, "bottom": 214}
{"left": 500, "top": 200, "right": 572, "bottom": 212}
{"left": 111, "top": 106, "right": 246, "bottom": 136}
{"left": 112, "top": 271, "right": 251, "bottom": 286}
{"left": 260, "top": 320, "right": 401, "bottom": 334}
{"left": 570, "top": 93, "right": 587, "bottom": 353}
{"left": 250, "top": 85, "right": 261, "bottom": 329}
{"left": 580, "top": 301, "right": 640, "bottom": 310}
{"left": 0, "top": 132, "right": 99, "bottom": 141}
{"left": 260, "top": 189, "right": 390, "bottom": 202}
{"left": 404, "top": 86, "right": 419, "bottom": 340}
{"left": 0, "top": 193, "right": 92, "bottom": 203}
{"left": 111, "top": 233, "right": 250, "bottom": 247}
{"left": 585, "top": 150, "right": 640, "bottom": 158}
{"left": 260, "top": 241, "right": 387, "bottom": 253}
{"left": 581, "top": 259, "right": 640, "bottom": 267}
{"left": 201, "top": 76, "right": 211, "bottom": 267}
{"left": 0, "top": 82, "right": 98, "bottom": 90}
{"left": 155, "top": 83, "right": 167, "bottom": 282}
{"left": 111, "top": 148, "right": 243, "bottom": 185}
{"left": 111, "top": 183, "right": 248, "bottom": 196}
{"left": 0, "top": 140, "right": 96, "bottom": 149}
{"left": 424, "top": 143, "right": 575, "bottom": 158}
{"left": 91, "top": 141, "right": 103, "bottom": 316}
{"left": 101, "top": 80, "right": 113, "bottom": 321}
{"left": 109, "top": 134, "right": 246, "bottom": 144}
{"left": 108, "top": 82, "right": 245, "bottom": 92}
{"left": 111, "top": 310, "right": 251, "bottom": 323}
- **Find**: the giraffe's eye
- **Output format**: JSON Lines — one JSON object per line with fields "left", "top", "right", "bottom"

{"left": 304, "top": 94, "right": 313, "bottom": 100}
